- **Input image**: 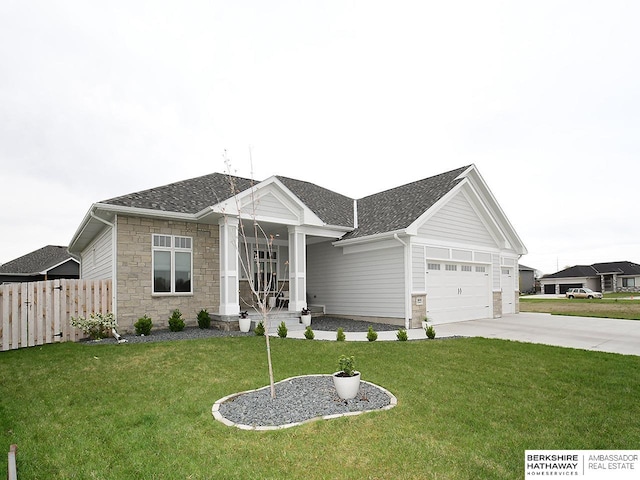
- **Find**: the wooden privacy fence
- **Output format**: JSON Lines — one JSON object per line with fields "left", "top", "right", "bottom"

{"left": 0, "top": 279, "right": 112, "bottom": 351}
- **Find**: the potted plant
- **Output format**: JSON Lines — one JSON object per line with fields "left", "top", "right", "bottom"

{"left": 332, "top": 355, "right": 361, "bottom": 400}
{"left": 239, "top": 311, "right": 251, "bottom": 332}
{"left": 300, "top": 307, "right": 311, "bottom": 327}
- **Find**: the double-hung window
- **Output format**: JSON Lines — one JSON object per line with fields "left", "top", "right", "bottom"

{"left": 152, "top": 234, "right": 193, "bottom": 294}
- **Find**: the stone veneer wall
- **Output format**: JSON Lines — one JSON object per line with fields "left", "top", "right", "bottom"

{"left": 411, "top": 294, "right": 427, "bottom": 328}
{"left": 514, "top": 291, "right": 520, "bottom": 313}
{"left": 493, "top": 291, "right": 502, "bottom": 318}
{"left": 116, "top": 216, "right": 219, "bottom": 332}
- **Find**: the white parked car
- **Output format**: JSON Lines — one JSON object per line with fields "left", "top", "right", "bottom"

{"left": 565, "top": 288, "right": 603, "bottom": 299}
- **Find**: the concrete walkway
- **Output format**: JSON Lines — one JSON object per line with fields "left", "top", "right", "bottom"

{"left": 289, "top": 313, "right": 640, "bottom": 356}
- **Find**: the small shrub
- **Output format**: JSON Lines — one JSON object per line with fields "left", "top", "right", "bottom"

{"left": 426, "top": 325, "right": 436, "bottom": 339}
{"left": 396, "top": 329, "right": 408, "bottom": 341}
{"left": 366, "top": 325, "right": 378, "bottom": 342}
{"left": 134, "top": 315, "right": 153, "bottom": 336}
{"left": 254, "top": 321, "right": 265, "bottom": 336}
{"left": 277, "top": 321, "right": 288, "bottom": 338}
{"left": 168, "top": 309, "right": 185, "bottom": 332}
{"left": 197, "top": 309, "right": 211, "bottom": 329}
{"left": 71, "top": 312, "right": 117, "bottom": 340}
{"left": 337, "top": 355, "right": 356, "bottom": 377}
{"left": 336, "top": 328, "right": 346, "bottom": 341}
{"left": 304, "top": 326, "right": 314, "bottom": 340}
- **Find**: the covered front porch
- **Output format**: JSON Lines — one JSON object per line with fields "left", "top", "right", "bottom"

{"left": 207, "top": 174, "right": 353, "bottom": 325}
{"left": 217, "top": 221, "right": 349, "bottom": 322}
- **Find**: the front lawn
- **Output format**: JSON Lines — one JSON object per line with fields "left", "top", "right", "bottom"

{"left": 520, "top": 296, "right": 640, "bottom": 320}
{"left": 1, "top": 336, "right": 639, "bottom": 479}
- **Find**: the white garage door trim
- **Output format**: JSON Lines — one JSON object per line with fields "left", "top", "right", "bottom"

{"left": 425, "top": 261, "right": 492, "bottom": 324}
{"left": 501, "top": 267, "right": 515, "bottom": 315}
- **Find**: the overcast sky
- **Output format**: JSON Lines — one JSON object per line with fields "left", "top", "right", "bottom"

{"left": 1, "top": 1, "right": 638, "bottom": 275}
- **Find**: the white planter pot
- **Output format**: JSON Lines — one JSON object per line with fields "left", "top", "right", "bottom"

{"left": 421, "top": 321, "right": 428, "bottom": 330}
{"left": 239, "top": 317, "right": 251, "bottom": 333}
{"left": 268, "top": 296, "right": 277, "bottom": 308}
{"left": 332, "top": 371, "right": 361, "bottom": 400}
{"left": 301, "top": 314, "right": 311, "bottom": 327}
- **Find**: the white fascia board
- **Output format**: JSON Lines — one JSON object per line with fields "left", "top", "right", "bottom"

{"left": 70, "top": 203, "right": 199, "bottom": 254}
{"left": 403, "top": 179, "right": 507, "bottom": 249}
{"left": 332, "top": 229, "right": 409, "bottom": 248}
{"left": 294, "top": 225, "right": 352, "bottom": 238}
{"left": 209, "top": 176, "right": 325, "bottom": 227}
{"left": 40, "top": 257, "right": 80, "bottom": 275}
{"left": 463, "top": 166, "right": 528, "bottom": 255}
{"left": 263, "top": 177, "right": 325, "bottom": 226}
{"left": 458, "top": 181, "right": 510, "bottom": 248}
{"left": 93, "top": 203, "right": 197, "bottom": 221}
{"left": 68, "top": 206, "right": 98, "bottom": 253}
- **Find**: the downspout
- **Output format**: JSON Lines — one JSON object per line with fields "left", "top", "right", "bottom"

{"left": 90, "top": 211, "right": 117, "bottom": 322}
{"left": 394, "top": 234, "right": 411, "bottom": 330}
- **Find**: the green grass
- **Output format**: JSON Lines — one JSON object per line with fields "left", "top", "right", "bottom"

{"left": 2, "top": 336, "right": 640, "bottom": 479}
{"left": 520, "top": 296, "right": 640, "bottom": 320}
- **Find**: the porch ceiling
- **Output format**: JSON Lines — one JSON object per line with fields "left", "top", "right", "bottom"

{"left": 238, "top": 219, "right": 343, "bottom": 245}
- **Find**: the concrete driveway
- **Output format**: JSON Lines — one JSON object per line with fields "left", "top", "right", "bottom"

{"left": 433, "top": 312, "right": 640, "bottom": 356}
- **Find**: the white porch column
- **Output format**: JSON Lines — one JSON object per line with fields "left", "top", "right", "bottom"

{"left": 288, "top": 226, "right": 307, "bottom": 312}
{"left": 219, "top": 217, "right": 240, "bottom": 316}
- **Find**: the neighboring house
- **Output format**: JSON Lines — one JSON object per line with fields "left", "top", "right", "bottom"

{"left": 68, "top": 165, "right": 527, "bottom": 332}
{"left": 0, "top": 245, "right": 80, "bottom": 284}
{"left": 540, "top": 261, "right": 640, "bottom": 294}
{"left": 518, "top": 264, "right": 536, "bottom": 294}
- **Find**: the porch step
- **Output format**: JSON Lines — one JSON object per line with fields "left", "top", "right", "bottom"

{"left": 246, "top": 311, "right": 306, "bottom": 335}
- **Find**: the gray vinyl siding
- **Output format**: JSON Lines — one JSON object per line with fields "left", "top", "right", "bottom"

{"left": 81, "top": 226, "right": 113, "bottom": 280}
{"left": 418, "top": 191, "right": 497, "bottom": 248}
{"left": 492, "top": 254, "right": 501, "bottom": 290}
{"left": 307, "top": 241, "right": 405, "bottom": 318}
{"left": 411, "top": 244, "right": 426, "bottom": 292}
{"left": 252, "top": 192, "right": 298, "bottom": 222}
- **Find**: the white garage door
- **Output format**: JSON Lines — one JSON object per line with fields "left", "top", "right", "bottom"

{"left": 425, "top": 262, "right": 491, "bottom": 324}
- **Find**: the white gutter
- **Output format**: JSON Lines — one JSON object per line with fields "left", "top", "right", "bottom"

{"left": 393, "top": 233, "right": 411, "bottom": 330}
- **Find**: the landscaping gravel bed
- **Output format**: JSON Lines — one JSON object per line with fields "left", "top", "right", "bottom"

{"left": 312, "top": 316, "right": 400, "bottom": 332}
{"left": 216, "top": 375, "right": 394, "bottom": 428}
{"left": 84, "top": 316, "right": 399, "bottom": 345}
{"left": 82, "top": 327, "right": 253, "bottom": 345}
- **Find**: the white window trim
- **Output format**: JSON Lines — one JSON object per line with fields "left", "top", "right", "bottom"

{"left": 152, "top": 234, "right": 193, "bottom": 296}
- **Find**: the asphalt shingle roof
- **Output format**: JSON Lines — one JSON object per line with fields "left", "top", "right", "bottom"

{"left": 592, "top": 261, "right": 640, "bottom": 275}
{"left": 542, "top": 261, "right": 640, "bottom": 278}
{"left": 0, "top": 246, "right": 73, "bottom": 274}
{"left": 341, "top": 165, "right": 469, "bottom": 240}
{"left": 99, "top": 166, "right": 470, "bottom": 236}
{"left": 102, "top": 173, "right": 255, "bottom": 214}
{"left": 276, "top": 176, "right": 354, "bottom": 226}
